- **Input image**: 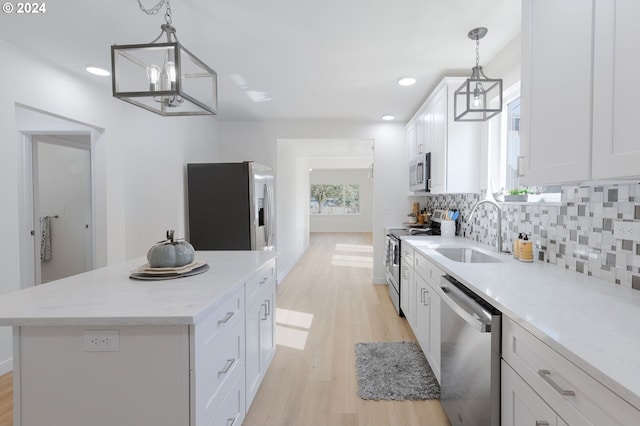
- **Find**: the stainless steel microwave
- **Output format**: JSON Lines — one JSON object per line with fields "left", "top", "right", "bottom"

{"left": 409, "top": 152, "right": 431, "bottom": 192}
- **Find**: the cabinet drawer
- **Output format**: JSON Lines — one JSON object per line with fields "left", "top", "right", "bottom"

{"left": 413, "top": 252, "right": 444, "bottom": 286}
{"left": 208, "top": 371, "right": 245, "bottom": 426}
{"left": 503, "top": 317, "right": 640, "bottom": 425}
{"left": 246, "top": 260, "right": 276, "bottom": 308}
{"left": 192, "top": 318, "right": 244, "bottom": 425}
{"left": 193, "top": 285, "right": 244, "bottom": 367}
{"left": 401, "top": 244, "right": 414, "bottom": 264}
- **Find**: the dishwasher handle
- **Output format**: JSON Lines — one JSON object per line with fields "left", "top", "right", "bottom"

{"left": 440, "top": 275, "right": 493, "bottom": 333}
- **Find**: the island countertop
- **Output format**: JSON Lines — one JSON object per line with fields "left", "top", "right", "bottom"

{"left": 0, "top": 251, "right": 277, "bottom": 326}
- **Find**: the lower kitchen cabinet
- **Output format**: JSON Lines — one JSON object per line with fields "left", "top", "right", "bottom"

{"left": 502, "top": 360, "right": 568, "bottom": 426}
{"left": 404, "top": 246, "right": 442, "bottom": 383}
{"left": 245, "top": 261, "right": 277, "bottom": 408}
{"left": 400, "top": 246, "right": 415, "bottom": 327}
{"left": 502, "top": 316, "right": 640, "bottom": 425}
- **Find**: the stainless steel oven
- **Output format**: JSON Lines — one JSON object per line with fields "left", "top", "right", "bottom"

{"left": 385, "top": 232, "right": 401, "bottom": 314}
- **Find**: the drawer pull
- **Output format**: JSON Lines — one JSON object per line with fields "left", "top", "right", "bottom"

{"left": 226, "top": 417, "right": 236, "bottom": 426}
{"left": 535, "top": 422, "right": 549, "bottom": 426}
{"left": 265, "top": 299, "right": 271, "bottom": 316}
{"left": 218, "top": 358, "right": 235, "bottom": 375}
{"left": 538, "top": 369, "right": 576, "bottom": 396}
{"left": 260, "top": 277, "right": 268, "bottom": 285}
{"left": 217, "top": 311, "right": 235, "bottom": 324}
{"left": 261, "top": 303, "right": 268, "bottom": 320}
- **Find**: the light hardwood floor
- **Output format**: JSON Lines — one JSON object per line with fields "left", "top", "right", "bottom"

{"left": 0, "top": 233, "right": 449, "bottom": 426}
{"left": 243, "top": 232, "right": 450, "bottom": 426}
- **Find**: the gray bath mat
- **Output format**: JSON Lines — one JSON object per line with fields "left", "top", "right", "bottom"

{"left": 354, "top": 341, "right": 440, "bottom": 400}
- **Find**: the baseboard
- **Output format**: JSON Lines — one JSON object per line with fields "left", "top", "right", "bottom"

{"left": 277, "top": 246, "right": 310, "bottom": 283}
{"left": 0, "top": 356, "right": 12, "bottom": 375}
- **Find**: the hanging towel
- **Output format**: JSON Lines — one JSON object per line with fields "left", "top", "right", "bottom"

{"left": 40, "top": 216, "right": 52, "bottom": 262}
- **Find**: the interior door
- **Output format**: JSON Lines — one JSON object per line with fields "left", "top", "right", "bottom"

{"left": 33, "top": 135, "right": 93, "bottom": 284}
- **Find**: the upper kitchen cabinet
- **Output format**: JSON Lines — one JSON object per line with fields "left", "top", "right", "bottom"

{"left": 519, "top": 0, "right": 594, "bottom": 185}
{"left": 407, "top": 77, "right": 481, "bottom": 194}
{"left": 520, "top": 0, "right": 640, "bottom": 185}
{"left": 592, "top": 0, "right": 640, "bottom": 179}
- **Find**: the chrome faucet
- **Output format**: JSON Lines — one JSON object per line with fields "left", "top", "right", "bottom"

{"left": 468, "top": 198, "right": 503, "bottom": 253}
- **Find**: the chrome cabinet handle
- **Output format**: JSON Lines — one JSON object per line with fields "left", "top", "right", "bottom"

{"left": 427, "top": 178, "right": 432, "bottom": 191}
{"left": 538, "top": 370, "right": 575, "bottom": 396}
{"left": 265, "top": 299, "right": 271, "bottom": 316}
{"left": 402, "top": 268, "right": 409, "bottom": 279}
{"left": 261, "top": 303, "right": 268, "bottom": 320}
{"left": 218, "top": 358, "right": 235, "bottom": 375}
{"left": 226, "top": 417, "right": 236, "bottom": 426}
{"left": 535, "top": 422, "right": 549, "bottom": 426}
{"left": 260, "top": 277, "right": 268, "bottom": 285}
{"left": 217, "top": 311, "right": 234, "bottom": 324}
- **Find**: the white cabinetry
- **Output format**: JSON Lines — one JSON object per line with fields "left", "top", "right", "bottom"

{"left": 502, "top": 316, "right": 640, "bottom": 425}
{"left": 502, "top": 360, "right": 568, "bottom": 426}
{"left": 520, "top": 0, "right": 640, "bottom": 184}
{"left": 406, "top": 77, "right": 481, "bottom": 193}
{"left": 592, "top": 0, "right": 640, "bottom": 179}
{"left": 413, "top": 251, "right": 442, "bottom": 382}
{"left": 400, "top": 244, "right": 415, "bottom": 327}
{"left": 245, "top": 260, "right": 277, "bottom": 408}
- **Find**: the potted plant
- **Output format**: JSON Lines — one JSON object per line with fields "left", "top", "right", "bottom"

{"left": 504, "top": 187, "right": 535, "bottom": 202}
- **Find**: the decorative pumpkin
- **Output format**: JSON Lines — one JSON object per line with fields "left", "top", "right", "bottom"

{"left": 147, "top": 230, "right": 195, "bottom": 268}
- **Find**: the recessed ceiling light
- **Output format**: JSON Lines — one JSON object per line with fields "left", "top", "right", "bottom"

{"left": 86, "top": 66, "right": 111, "bottom": 77}
{"left": 382, "top": 115, "right": 395, "bottom": 121}
{"left": 398, "top": 77, "right": 416, "bottom": 86}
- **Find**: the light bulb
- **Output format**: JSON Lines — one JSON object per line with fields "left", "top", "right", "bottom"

{"left": 146, "top": 65, "right": 161, "bottom": 91}
{"left": 166, "top": 61, "right": 177, "bottom": 89}
{"left": 472, "top": 87, "right": 483, "bottom": 108}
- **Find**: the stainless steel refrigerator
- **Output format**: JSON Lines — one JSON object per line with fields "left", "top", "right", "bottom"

{"left": 186, "top": 161, "right": 275, "bottom": 251}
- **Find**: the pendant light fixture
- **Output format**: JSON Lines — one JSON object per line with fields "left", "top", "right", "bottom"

{"left": 454, "top": 27, "right": 502, "bottom": 122}
{"left": 111, "top": 0, "right": 217, "bottom": 116}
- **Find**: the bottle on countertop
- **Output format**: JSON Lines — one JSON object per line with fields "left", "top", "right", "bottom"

{"left": 513, "top": 232, "right": 523, "bottom": 259}
{"left": 519, "top": 234, "right": 534, "bottom": 262}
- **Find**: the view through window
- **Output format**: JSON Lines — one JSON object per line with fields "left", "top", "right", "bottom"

{"left": 310, "top": 184, "right": 360, "bottom": 215}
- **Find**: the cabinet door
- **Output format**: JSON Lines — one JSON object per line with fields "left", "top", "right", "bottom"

{"left": 414, "top": 274, "right": 430, "bottom": 354}
{"left": 592, "top": 0, "right": 640, "bottom": 179}
{"left": 520, "top": 0, "right": 594, "bottom": 185}
{"left": 260, "top": 286, "right": 276, "bottom": 372}
{"left": 406, "top": 120, "right": 417, "bottom": 162}
{"left": 429, "top": 86, "right": 447, "bottom": 194}
{"left": 502, "top": 360, "right": 563, "bottom": 426}
{"left": 400, "top": 264, "right": 413, "bottom": 320}
{"left": 245, "top": 300, "right": 262, "bottom": 406}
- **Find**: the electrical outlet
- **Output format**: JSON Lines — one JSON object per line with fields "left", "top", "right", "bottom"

{"left": 613, "top": 221, "right": 640, "bottom": 241}
{"left": 83, "top": 330, "right": 120, "bottom": 352}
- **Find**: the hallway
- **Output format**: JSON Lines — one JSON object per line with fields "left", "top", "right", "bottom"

{"left": 243, "top": 232, "right": 449, "bottom": 426}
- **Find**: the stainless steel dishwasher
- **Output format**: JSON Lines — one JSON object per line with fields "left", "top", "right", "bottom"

{"left": 439, "top": 275, "right": 501, "bottom": 426}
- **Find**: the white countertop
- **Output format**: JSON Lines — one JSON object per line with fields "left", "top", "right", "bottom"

{"left": 402, "top": 235, "right": 640, "bottom": 410}
{"left": 0, "top": 251, "right": 277, "bottom": 326}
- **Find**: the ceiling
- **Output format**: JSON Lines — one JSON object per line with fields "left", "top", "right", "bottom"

{"left": 0, "top": 0, "right": 521, "bottom": 122}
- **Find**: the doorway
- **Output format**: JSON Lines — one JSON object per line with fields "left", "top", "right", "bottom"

{"left": 32, "top": 135, "right": 93, "bottom": 284}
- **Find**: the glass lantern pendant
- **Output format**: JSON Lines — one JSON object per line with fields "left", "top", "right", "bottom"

{"left": 454, "top": 27, "right": 502, "bottom": 122}
{"left": 111, "top": 0, "right": 217, "bottom": 116}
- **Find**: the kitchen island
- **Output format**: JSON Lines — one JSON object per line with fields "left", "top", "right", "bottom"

{"left": 401, "top": 235, "right": 640, "bottom": 425}
{"left": 0, "top": 250, "right": 277, "bottom": 426}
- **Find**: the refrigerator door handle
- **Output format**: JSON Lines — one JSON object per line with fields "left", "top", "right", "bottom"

{"left": 264, "top": 184, "right": 273, "bottom": 247}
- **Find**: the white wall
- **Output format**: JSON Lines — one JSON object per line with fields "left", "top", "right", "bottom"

{"left": 218, "top": 121, "right": 407, "bottom": 284}
{"left": 0, "top": 39, "right": 219, "bottom": 374}
{"left": 309, "top": 169, "right": 373, "bottom": 232}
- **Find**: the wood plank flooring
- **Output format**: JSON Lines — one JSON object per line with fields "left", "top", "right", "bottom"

{"left": 0, "top": 371, "right": 12, "bottom": 426}
{"left": 0, "top": 232, "right": 449, "bottom": 426}
{"left": 243, "top": 232, "right": 450, "bottom": 426}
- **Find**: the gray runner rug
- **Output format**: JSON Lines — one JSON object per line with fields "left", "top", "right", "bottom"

{"left": 354, "top": 341, "right": 440, "bottom": 400}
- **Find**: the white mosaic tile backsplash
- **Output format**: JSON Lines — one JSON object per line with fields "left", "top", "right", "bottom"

{"left": 416, "top": 182, "right": 640, "bottom": 290}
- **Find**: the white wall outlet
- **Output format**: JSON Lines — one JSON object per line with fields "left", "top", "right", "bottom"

{"left": 613, "top": 221, "right": 640, "bottom": 241}
{"left": 83, "top": 330, "right": 120, "bottom": 352}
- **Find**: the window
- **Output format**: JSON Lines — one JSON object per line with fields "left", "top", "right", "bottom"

{"left": 491, "top": 85, "right": 561, "bottom": 203}
{"left": 310, "top": 184, "right": 360, "bottom": 215}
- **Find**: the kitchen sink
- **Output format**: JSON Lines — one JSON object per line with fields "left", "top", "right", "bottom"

{"left": 435, "top": 247, "right": 502, "bottom": 263}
